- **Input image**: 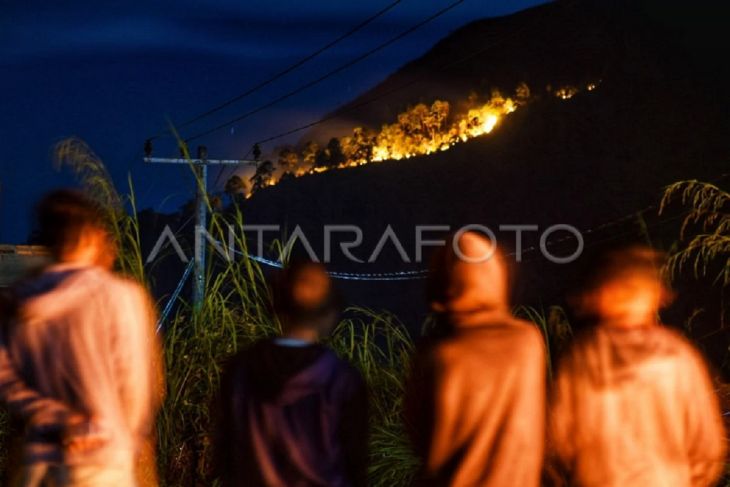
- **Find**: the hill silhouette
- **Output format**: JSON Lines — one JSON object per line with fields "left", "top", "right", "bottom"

{"left": 302, "top": 0, "right": 729, "bottom": 143}
{"left": 226, "top": 0, "right": 730, "bottom": 360}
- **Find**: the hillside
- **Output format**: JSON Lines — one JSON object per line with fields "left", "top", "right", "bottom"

{"left": 302, "top": 0, "right": 730, "bottom": 143}
{"left": 234, "top": 0, "right": 730, "bottom": 350}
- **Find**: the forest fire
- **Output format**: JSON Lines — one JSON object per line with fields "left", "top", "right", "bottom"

{"left": 245, "top": 81, "right": 599, "bottom": 193}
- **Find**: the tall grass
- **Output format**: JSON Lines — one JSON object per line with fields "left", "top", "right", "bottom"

{"left": 0, "top": 137, "right": 583, "bottom": 484}
{"left": 660, "top": 180, "right": 730, "bottom": 287}
{"left": 51, "top": 137, "right": 272, "bottom": 482}
{"left": 660, "top": 179, "right": 729, "bottom": 374}
{"left": 328, "top": 308, "right": 418, "bottom": 486}
{"left": 48, "top": 137, "right": 423, "bottom": 485}
{"left": 55, "top": 138, "right": 146, "bottom": 281}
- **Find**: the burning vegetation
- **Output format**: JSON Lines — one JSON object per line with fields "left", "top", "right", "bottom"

{"left": 242, "top": 81, "right": 600, "bottom": 194}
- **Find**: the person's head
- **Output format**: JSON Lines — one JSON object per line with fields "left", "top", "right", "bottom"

{"left": 572, "top": 245, "right": 672, "bottom": 328}
{"left": 427, "top": 231, "right": 510, "bottom": 323}
{"left": 271, "top": 260, "right": 341, "bottom": 340}
{"left": 35, "top": 189, "right": 116, "bottom": 269}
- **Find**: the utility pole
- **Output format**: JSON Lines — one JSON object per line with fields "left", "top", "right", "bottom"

{"left": 144, "top": 142, "right": 258, "bottom": 309}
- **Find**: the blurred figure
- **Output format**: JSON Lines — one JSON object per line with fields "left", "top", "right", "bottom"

{"left": 214, "top": 260, "right": 368, "bottom": 487}
{"left": 0, "top": 189, "right": 163, "bottom": 486}
{"left": 404, "top": 231, "right": 546, "bottom": 486}
{"left": 550, "top": 246, "right": 727, "bottom": 486}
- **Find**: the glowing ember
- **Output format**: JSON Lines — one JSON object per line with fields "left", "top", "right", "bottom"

{"left": 554, "top": 86, "right": 578, "bottom": 100}
{"left": 482, "top": 114, "right": 499, "bottom": 133}
{"left": 246, "top": 81, "right": 599, "bottom": 193}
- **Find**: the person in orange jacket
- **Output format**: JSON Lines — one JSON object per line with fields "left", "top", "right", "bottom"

{"left": 550, "top": 245, "right": 727, "bottom": 486}
{"left": 404, "top": 231, "right": 546, "bottom": 486}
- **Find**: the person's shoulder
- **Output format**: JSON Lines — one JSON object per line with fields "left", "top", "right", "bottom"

{"left": 507, "top": 318, "right": 545, "bottom": 346}
{"left": 490, "top": 318, "right": 547, "bottom": 365}
{"left": 461, "top": 318, "right": 544, "bottom": 353}
{"left": 95, "top": 271, "right": 153, "bottom": 308}
{"left": 653, "top": 325, "right": 711, "bottom": 365}
{"left": 69, "top": 265, "right": 112, "bottom": 284}
{"left": 226, "top": 338, "right": 275, "bottom": 364}
{"left": 309, "top": 346, "right": 365, "bottom": 390}
{"left": 63, "top": 267, "right": 125, "bottom": 300}
{"left": 17, "top": 266, "right": 103, "bottom": 312}
{"left": 324, "top": 350, "right": 367, "bottom": 396}
{"left": 225, "top": 337, "right": 313, "bottom": 374}
{"left": 321, "top": 347, "right": 362, "bottom": 377}
{"left": 653, "top": 324, "right": 693, "bottom": 346}
{"left": 98, "top": 270, "right": 144, "bottom": 293}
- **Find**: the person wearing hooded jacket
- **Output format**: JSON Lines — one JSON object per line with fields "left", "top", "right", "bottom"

{"left": 0, "top": 189, "right": 163, "bottom": 487}
{"left": 214, "top": 260, "right": 369, "bottom": 487}
{"left": 404, "top": 231, "right": 547, "bottom": 486}
{"left": 549, "top": 246, "right": 727, "bottom": 487}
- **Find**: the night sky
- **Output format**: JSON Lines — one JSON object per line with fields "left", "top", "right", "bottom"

{"left": 1, "top": 0, "right": 546, "bottom": 243}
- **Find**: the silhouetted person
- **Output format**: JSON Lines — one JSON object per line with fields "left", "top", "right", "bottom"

{"left": 214, "top": 260, "right": 368, "bottom": 487}
{"left": 0, "top": 189, "right": 163, "bottom": 486}
{"left": 404, "top": 231, "right": 546, "bottom": 486}
{"left": 550, "top": 246, "right": 727, "bottom": 486}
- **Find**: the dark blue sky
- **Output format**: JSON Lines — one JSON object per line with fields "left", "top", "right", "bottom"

{"left": 1, "top": 0, "right": 545, "bottom": 243}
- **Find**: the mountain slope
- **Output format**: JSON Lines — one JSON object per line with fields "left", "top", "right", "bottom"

{"left": 241, "top": 0, "right": 730, "bottom": 329}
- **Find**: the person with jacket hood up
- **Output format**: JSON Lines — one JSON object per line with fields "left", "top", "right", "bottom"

{"left": 549, "top": 246, "right": 727, "bottom": 487}
{"left": 0, "top": 189, "right": 163, "bottom": 486}
{"left": 404, "top": 231, "right": 546, "bottom": 486}
{"left": 214, "top": 260, "right": 369, "bottom": 487}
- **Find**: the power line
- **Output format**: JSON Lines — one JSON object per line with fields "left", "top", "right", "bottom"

{"left": 249, "top": 12, "right": 536, "bottom": 147}
{"left": 152, "top": 175, "right": 727, "bottom": 331}
{"left": 143, "top": 149, "right": 258, "bottom": 307}
{"left": 154, "top": 203, "right": 727, "bottom": 334}
{"left": 222, "top": 205, "right": 667, "bottom": 280}
{"left": 152, "top": 200, "right": 704, "bottom": 334}
{"left": 211, "top": 145, "right": 254, "bottom": 191}
{"left": 155, "top": 0, "right": 405, "bottom": 139}
{"left": 185, "top": 0, "right": 466, "bottom": 142}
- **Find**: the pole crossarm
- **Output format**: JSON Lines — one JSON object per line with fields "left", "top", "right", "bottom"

{"left": 143, "top": 146, "right": 258, "bottom": 309}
